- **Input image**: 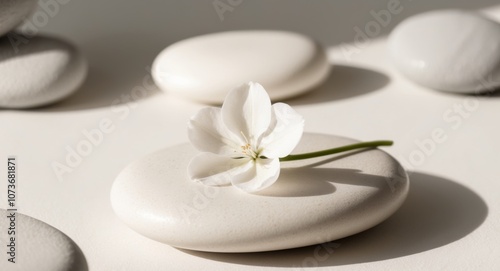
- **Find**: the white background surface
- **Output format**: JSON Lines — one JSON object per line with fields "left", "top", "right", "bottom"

{"left": 1, "top": 0, "right": 500, "bottom": 270}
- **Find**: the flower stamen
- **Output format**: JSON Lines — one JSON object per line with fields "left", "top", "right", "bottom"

{"left": 240, "top": 143, "right": 259, "bottom": 159}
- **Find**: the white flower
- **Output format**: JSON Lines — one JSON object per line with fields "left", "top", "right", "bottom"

{"left": 187, "top": 82, "right": 304, "bottom": 193}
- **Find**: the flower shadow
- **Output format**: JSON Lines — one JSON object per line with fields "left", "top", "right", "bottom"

{"left": 257, "top": 167, "right": 394, "bottom": 198}
{"left": 257, "top": 149, "right": 378, "bottom": 197}
{"left": 256, "top": 167, "right": 339, "bottom": 197}
{"left": 287, "top": 65, "right": 390, "bottom": 105}
{"left": 180, "top": 172, "right": 487, "bottom": 267}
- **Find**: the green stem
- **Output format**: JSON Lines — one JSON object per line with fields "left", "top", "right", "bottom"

{"left": 279, "top": 140, "right": 393, "bottom": 162}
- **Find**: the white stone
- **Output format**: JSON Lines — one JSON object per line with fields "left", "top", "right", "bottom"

{"left": 0, "top": 35, "right": 87, "bottom": 108}
{"left": 0, "top": 0, "right": 37, "bottom": 37}
{"left": 0, "top": 209, "right": 81, "bottom": 271}
{"left": 111, "top": 133, "right": 409, "bottom": 253}
{"left": 388, "top": 10, "right": 500, "bottom": 93}
{"left": 152, "top": 31, "right": 330, "bottom": 103}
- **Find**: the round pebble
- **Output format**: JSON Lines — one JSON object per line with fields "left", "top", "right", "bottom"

{"left": 111, "top": 133, "right": 409, "bottom": 253}
{"left": 0, "top": 209, "right": 82, "bottom": 271}
{"left": 0, "top": 0, "right": 37, "bottom": 37}
{"left": 0, "top": 35, "right": 87, "bottom": 108}
{"left": 388, "top": 10, "right": 500, "bottom": 93}
{"left": 152, "top": 31, "right": 330, "bottom": 103}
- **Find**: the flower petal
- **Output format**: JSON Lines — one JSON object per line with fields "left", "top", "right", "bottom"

{"left": 231, "top": 158, "right": 280, "bottom": 193}
{"left": 259, "top": 103, "right": 304, "bottom": 158}
{"left": 188, "top": 107, "right": 243, "bottom": 156}
{"left": 221, "top": 82, "right": 272, "bottom": 145}
{"left": 188, "top": 153, "right": 254, "bottom": 186}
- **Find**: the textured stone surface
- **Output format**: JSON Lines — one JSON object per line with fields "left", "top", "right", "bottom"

{"left": 111, "top": 133, "right": 409, "bottom": 252}
{"left": 0, "top": 209, "right": 85, "bottom": 271}
{"left": 152, "top": 30, "right": 330, "bottom": 103}
{"left": 0, "top": 35, "right": 87, "bottom": 108}
{"left": 388, "top": 10, "right": 500, "bottom": 93}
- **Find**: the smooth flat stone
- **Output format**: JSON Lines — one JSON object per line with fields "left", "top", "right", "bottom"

{"left": 0, "top": 0, "right": 37, "bottom": 37}
{"left": 388, "top": 10, "right": 500, "bottom": 93}
{"left": 0, "top": 35, "right": 87, "bottom": 108}
{"left": 111, "top": 133, "right": 409, "bottom": 253}
{"left": 152, "top": 31, "right": 330, "bottom": 103}
{"left": 0, "top": 209, "right": 81, "bottom": 271}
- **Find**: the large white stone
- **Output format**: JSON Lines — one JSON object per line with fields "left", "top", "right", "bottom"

{"left": 0, "top": 35, "right": 87, "bottom": 108}
{"left": 152, "top": 31, "right": 330, "bottom": 103}
{"left": 388, "top": 10, "right": 500, "bottom": 94}
{"left": 111, "top": 133, "right": 409, "bottom": 253}
{"left": 0, "top": 209, "right": 83, "bottom": 271}
{"left": 0, "top": 0, "right": 37, "bottom": 37}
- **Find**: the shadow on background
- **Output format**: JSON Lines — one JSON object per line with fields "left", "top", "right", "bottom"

{"left": 288, "top": 65, "right": 390, "bottom": 105}
{"left": 14, "top": 0, "right": 498, "bottom": 111}
{"left": 31, "top": 64, "right": 160, "bottom": 112}
{"left": 181, "top": 172, "right": 487, "bottom": 267}
{"left": 71, "top": 238, "right": 89, "bottom": 271}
